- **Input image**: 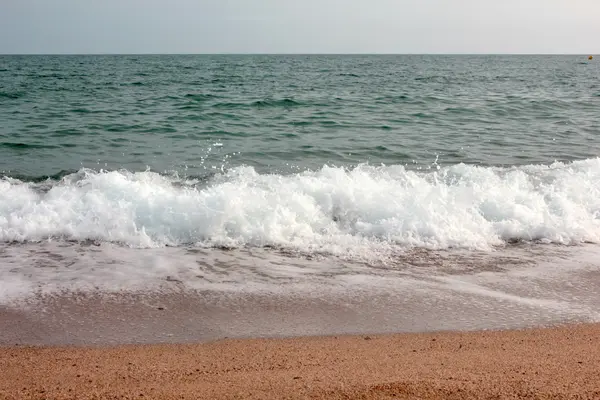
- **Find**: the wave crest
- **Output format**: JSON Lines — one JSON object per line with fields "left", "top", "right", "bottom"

{"left": 2, "top": 159, "right": 600, "bottom": 257}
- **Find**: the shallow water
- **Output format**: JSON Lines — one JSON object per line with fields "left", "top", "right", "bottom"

{"left": 1, "top": 242, "right": 599, "bottom": 345}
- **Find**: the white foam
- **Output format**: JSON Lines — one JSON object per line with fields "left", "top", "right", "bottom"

{"left": 1, "top": 159, "right": 600, "bottom": 258}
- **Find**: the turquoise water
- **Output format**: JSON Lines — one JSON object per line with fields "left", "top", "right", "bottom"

{"left": 1, "top": 55, "right": 599, "bottom": 179}
{"left": 1, "top": 55, "right": 600, "bottom": 254}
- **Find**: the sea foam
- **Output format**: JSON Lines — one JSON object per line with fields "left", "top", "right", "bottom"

{"left": 1, "top": 158, "right": 600, "bottom": 258}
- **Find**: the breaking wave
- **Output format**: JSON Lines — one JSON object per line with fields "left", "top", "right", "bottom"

{"left": 2, "top": 158, "right": 600, "bottom": 258}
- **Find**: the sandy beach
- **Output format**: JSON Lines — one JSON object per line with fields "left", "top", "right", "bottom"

{"left": 1, "top": 323, "right": 599, "bottom": 399}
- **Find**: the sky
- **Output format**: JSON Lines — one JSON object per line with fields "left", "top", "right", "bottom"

{"left": 1, "top": 0, "right": 599, "bottom": 54}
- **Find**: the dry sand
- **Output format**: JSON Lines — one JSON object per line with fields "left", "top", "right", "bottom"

{"left": 1, "top": 323, "right": 599, "bottom": 399}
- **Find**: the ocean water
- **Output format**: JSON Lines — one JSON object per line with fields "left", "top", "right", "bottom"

{"left": 1, "top": 55, "right": 600, "bottom": 322}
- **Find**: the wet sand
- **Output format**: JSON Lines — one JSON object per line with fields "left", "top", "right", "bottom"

{"left": 1, "top": 287, "right": 594, "bottom": 347}
{"left": 2, "top": 243, "right": 600, "bottom": 347}
{"left": 1, "top": 323, "right": 599, "bottom": 399}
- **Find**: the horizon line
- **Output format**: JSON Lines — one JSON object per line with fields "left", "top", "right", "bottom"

{"left": 0, "top": 52, "right": 596, "bottom": 56}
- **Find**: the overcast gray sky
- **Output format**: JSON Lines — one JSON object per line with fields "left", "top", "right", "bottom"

{"left": 1, "top": 0, "right": 598, "bottom": 54}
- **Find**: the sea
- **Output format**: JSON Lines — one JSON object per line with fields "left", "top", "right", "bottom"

{"left": 1, "top": 55, "right": 600, "bottom": 344}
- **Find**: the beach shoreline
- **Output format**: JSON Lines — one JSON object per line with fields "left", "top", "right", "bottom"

{"left": 1, "top": 284, "right": 595, "bottom": 347}
{"left": 1, "top": 244, "right": 599, "bottom": 398}
{"left": 2, "top": 323, "right": 599, "bottom": 399}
